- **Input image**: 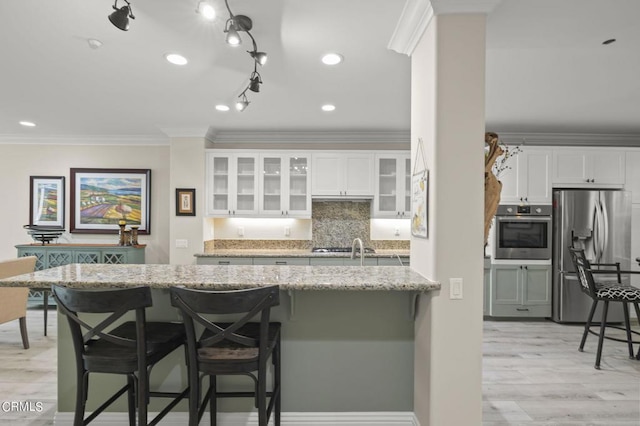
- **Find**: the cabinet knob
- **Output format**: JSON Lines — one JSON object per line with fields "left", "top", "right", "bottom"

{"left": 516, "top": 308, "right": 530, "bottom": 312}
{"left": 524, "top": 266, "right": 528, "bottom": 269}
{"left": 591, "top": 179, "right": 595, "bottom": 183}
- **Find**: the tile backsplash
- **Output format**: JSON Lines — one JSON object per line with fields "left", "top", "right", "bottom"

{"left": 311, "top": 200, "right": 372, "bottom": 247}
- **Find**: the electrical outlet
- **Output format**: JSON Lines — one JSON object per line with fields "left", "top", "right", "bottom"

{"left": 284, "top": 226, "right": 290, "bottom": 236}
{"left": 238, "top": 227, "right": 244, "bottom": 237}
{"left": 394, "top": 227, "right": 400, "bottom": 236}
{"left": 449, "top": 278, "right": 463, "bottom": 300}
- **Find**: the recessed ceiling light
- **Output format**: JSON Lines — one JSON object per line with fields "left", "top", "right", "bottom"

{"left": 322, "top": 53, "right": 343, "bottom": 65}
{"left": 87, "top": 38, "right": 103, "bottom": 50}
{"left": 165, "top": 53, "right": 188, "bottom": 66}
{"left": 197, "top": 1, "right": 216, "bottom": 21}
{"left": 602, "top": 38, "right": 616, "bottom": 45}
{"left": 19, "top": 121, "right": 36, "bottom": 127}
{"left": 215, "top": 104, "right": 230, "bottom": 112}
{"left": 321, "top": 104, "right": 336, "bottom": 112}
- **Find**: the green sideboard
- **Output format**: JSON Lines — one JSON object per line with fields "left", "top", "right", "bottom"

{"left": 16, "top": 244, "right": 146, "bottom": 335}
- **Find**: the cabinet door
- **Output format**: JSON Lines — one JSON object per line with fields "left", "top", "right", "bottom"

{"left": 491, "top": 265, "right": 520, "bottom": 305}
{"left": 252, "top": 257, "right": 310, "bottom": 265}
{"left": 312, "top": 153, "right": 342, "bottom": 196}
{"left": 375, "top": 156, "right": 401, "bottom": 216}
{"left": 286, "top": 155, "right": 311, "bottom": 217}
{"left": 207, "top": 154, "right": 232, "bottom": 215}
{"left": 102, "top": 251, "right": 128, "bottom": 264}
{"left": 47, "top": 250, "right": 73, "bottom": 268}
{"left": 625, "top": 151, "right": 640, "bottom": 203}
{"left": 521, "top": 148, "right": 551, "bottom": 203}
{"left": 495, "top": 146, "right": 520, "bottom": 203}
{"left": 196, "top": 257, "right": 253, "bottom": 265}
{"left": 343, "top": 154, "right": 374, "bottom": 196}
{"left": 522, "top": 265, "right": 551, "bottom": 306}
{"left": 74, "top": 251, "right": 101, "bottom": 264}
{"left": 234, "top": 156, "right": 258, "bottom": 215}
{"left": 552, "top": 150, "right": 588, "bottom": 184}
{"left": 260, "top": 155, "right": 284, "bottom": 216}
{"left": 592, "top": 151, "right": 625, "bottom": 185}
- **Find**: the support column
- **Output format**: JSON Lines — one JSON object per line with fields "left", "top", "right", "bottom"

{"left": 406, "top": 11, "right": 487, "bottom": 426}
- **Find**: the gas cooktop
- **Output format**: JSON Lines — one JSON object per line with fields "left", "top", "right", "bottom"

{"left": 311, "top": 247, "right": 376, "bottom": 253}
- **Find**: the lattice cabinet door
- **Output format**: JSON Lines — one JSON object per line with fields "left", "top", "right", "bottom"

{"left": 47, "top": 251, "right": 73, "bottom": 268}
{"left": 74, "top": 251, "right": 101, "bottom": 264}
{"left": 102, "top": 252, "right": 127, "bottom": 264}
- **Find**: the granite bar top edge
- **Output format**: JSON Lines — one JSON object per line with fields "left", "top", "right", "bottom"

{"left": 0, "top": 264, "right": 438, "bottom": 292}
{"left": 194, "top": 249, "right": 411, "bottom": 258}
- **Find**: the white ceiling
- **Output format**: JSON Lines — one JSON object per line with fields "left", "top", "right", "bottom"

{"left": 2, "top": 0, "right": 640, "bottom": 142}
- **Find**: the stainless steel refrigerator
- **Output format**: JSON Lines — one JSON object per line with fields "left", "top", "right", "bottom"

{"left": 552, "top": 189, "right": 631, "bottom": 323}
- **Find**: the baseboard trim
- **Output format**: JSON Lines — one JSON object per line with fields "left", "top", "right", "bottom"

{"left": 54, "top": 411, "right": 419, "bottom": 425}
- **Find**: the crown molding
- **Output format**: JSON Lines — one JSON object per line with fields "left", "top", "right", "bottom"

{"left": 497, "top": 132, "right": 640, "bottom": 147}
{"left": 388, "top": 0, "right": 434, "bottom": 56}
{"left": 0, "top": 134, "right": 169, "bottom": 146}
{"left": 208, "top": 130, "right": 410, "bottom": 145}
{"left": 388, "top": 0, "right": 502, "bottom": 56}
{"left": 430, "top": 0, "right": 502, "bottom": 14}
{"left": 159, "top": 127, "right": 209, "bottom": 138}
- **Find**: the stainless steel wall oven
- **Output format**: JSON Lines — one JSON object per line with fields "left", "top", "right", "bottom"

{"left": 494, "top": 204, "right": 552, "bottom": 260}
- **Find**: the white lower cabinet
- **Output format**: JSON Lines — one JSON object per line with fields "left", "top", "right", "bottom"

{"left": 490, "top": 263, "right": 551, "bottom": 318}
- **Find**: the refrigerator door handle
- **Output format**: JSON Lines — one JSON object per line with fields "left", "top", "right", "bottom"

{"left": 600, "top": 197, "right": 609, "bottom": 260}
{"left": 592, "top": 199, "right": 600, "bottom": 263}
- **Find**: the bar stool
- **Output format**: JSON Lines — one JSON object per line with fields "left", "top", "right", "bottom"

{"left": 569, "top": 248, "right": 640, "bottom": 369}
{"left": 170, "top": 285, "right": 281, "bottom": 426}
{"left": 52, "top": 284, "right": 189, "bottom": 426}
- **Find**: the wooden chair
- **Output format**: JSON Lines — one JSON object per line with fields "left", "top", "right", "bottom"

{"left": 569, "top": 247, "right": 640, "bottom": 369}
{"left": 52, "top": 284, "right": 189, "bottom": 426}
{"left": 0, "top": 256, "right": 37, "bottom": 349}
{"left": 170, "top": 285, "right": 281, "bottom": 426}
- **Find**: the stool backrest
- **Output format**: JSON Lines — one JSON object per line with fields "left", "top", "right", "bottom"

{"left": 170, "top": 286, "right": 279, "bottom": 354}
{"left": 52, "top": 285, "right": 152, "bottom": 350}
{"left": 568, "top": 247, "right": 598, "bottom": 297}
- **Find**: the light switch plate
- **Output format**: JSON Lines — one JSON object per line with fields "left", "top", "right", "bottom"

{"left": 450, "top": 278, "right": 463, "bottom": 300}
{"left": 175, "top": 239, "right": 188, "bottom": 248}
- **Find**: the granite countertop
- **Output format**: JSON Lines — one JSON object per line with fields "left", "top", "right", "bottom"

{"left": 0, "top": 263, "right": 438, "bottom": 292}
{"left": 195, "top": 249, "right": 411, "bottom": 258}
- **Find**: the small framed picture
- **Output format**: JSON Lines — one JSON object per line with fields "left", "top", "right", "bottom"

{"left": 30, "top": 176, "right": 65, "bottom": 228}
{"left": 176, "top": 188, "right": 196, "bottom": 216}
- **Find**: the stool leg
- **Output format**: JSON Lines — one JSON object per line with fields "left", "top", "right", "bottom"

{"left": 580, "top": 299, "right": 598, "bottom": 352}
{"left": 74, "top": 371, "right": 88, "bottom": 426}
{"left": 623, "top": 302, "right": 634, "bottom": 359}
{"left": 274, "top": 337, "right": 281, "bottom": 426}
{"left": 43, "top": 290, "right": 48, "bottom": 337}
{"left": 595, "top": 300, "right": 609, "bottom": 370}
{"left": 210, "top": 376, "right": 218, "bottom": 426}
{"left": 127, "top": 375, "right": 136, "bottom": 426}
{"left": 258, "top": 360, "right": 267, "bottom": 426}
{"left": 634, "top": 303, "right": 640, "bottom": 360}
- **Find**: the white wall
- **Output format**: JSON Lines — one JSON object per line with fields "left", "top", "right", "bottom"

{"left": 411, "top": 14, "right": 485, "bottom": 426}
{"left": 0, "top": 142, "right": 170, "bottom": 263}
{"left": 169, "top": 137, "right": 207, "bottom": 264}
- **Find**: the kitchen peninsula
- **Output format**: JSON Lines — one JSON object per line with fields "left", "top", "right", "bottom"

{"left": 0, "top": 263, "right": 438, "bottom": 422}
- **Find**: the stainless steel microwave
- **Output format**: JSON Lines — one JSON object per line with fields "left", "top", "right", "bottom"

{"left": 494, "top": 204, "right": 552, "bottom": 260}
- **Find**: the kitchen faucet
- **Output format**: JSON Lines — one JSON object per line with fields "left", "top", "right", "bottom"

{"left": 351, "top": 238, "right": 364, "bottom": 266}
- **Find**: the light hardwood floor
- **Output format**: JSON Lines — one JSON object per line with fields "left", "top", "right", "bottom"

{"left": 2, "top": 310, "right": 640, "bottom": 425}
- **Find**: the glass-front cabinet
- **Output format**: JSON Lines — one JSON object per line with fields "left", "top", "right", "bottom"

{"left": 373, "top": 152, "right": 411, "bottom": 218}
{"left": 206, "top": 152, "right": 259, "bottom": 216}
{"left": 259, "top": 153, "right": 311, "bottom": 218}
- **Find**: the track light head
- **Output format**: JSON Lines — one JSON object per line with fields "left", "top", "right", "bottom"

{"left": 235, "top": 93, "right": 250, "bottom": 111}
{"left": 249, "top": 71, "right": 262, "bottom": 93}
{"left": 108, "top": 0, "right": 135, "bottom": 31}
{"left": 249, "top": 50, "right": 268, "bottom": 66}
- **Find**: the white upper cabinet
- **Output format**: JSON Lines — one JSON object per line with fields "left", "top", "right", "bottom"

{"left": 311, "top": 152, "right": 374, "bottom": 197}
{"left": 625, "top": 151, "right": 640, "bottom": 203}
{"left": 373, "top": 152, "right": 411, "bottom": 217}
{"left": 552, "top": 148, "right": 625, "bottom": 187}
{"left": 499, "top": 146, "right": 552, "bottom": 204}
{"left": 259, "top": 153, "right": 311, "bottom": 218}
{"left": 206, "top": 151, "right": 259, "bottom": 217}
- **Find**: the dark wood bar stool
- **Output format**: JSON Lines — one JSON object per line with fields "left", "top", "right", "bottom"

{"left": 170, "top": 285, "right": 281, "bottom": 426}
{"left": 52, "top": 285, "right": 189, "bottom": 426}
{"left": 569, "top": 248, "right": 640, "bottom": 369}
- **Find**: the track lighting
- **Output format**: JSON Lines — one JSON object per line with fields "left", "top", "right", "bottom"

{"left": 196, "top": 1, "right": 216, "bottom": 21}
{"left": 249, "top": 50, "right": 268, "bottom": 66}
{"left": 235, "top": 92, "right": 250, "bottom": 112}
{"left": 249, "top": 70, "right": 262, "bottom": 93}
{"left": 108, "top": 0, "right": 135, "bottom": 31}
{"left": 224, "top": 19, "right": 241, "bottom": 45}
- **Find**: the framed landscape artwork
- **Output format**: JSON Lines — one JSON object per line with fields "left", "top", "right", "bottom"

{"left": 29, "top": 176, "right": 65, "bottom": 228}
{"left": 70, "top": 168, "right": 151, "bottom": 234}
{"left": 175, "top": 188, "right": 196, "bottom": 216}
